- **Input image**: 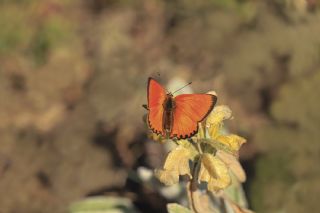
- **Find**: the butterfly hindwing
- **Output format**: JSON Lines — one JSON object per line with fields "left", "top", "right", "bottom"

{"left": 147, "top": 78, "right": 166, "bottom": 136}
{"left": 170, "top": 94, "right": 217, "bottom": 139}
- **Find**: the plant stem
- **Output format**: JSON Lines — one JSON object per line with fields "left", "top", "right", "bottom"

{"left": 197, "top": 142, "right": 203, "bottom": 154}
{"left": 188, "top": 160, "right": 201, "bottom": 213}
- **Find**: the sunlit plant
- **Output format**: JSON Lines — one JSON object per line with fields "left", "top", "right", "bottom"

{"left": 148, "top": 93, "right": 253, "bottom": 213}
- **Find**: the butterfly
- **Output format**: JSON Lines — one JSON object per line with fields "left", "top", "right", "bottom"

{"left": 146, "top": 77, "right": 217, "bottom": 139}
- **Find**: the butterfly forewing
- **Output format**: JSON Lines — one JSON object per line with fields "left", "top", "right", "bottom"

{"left": 170, "top": 94, "right": 217, "bottom": 139}
{"left": 147, "top": 78, "right": 166, "bottom": 136}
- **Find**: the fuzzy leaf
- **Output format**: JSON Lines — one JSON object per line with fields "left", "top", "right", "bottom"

{"left": 167, "top": 203, "right": 193, "bottom": 213}
{"left": 163, "top": 146, "right": 192, "bottom": 176}
{"left": 155, "top": 146, "right": 192, "bottom": 185}
{"left": 207, "top": 105, "right": 232, "bottom": 126}
{"left": 177, "top": 139, "right": 198, "bottom": 159}
{"left": 217, "top": 150, "right": 246, "bottom": 182}
{"left": 215, "top": 134, "right": 246, "bottom": 152}
{"left": 155, "top": 169, "right": 179, "bottom": 186}
{"left": 206, "top": 105, "right": 232, "bottom": 139}
{"left": 198, "top": 153, "right": 231, "bottom": 192}
{"left": 209, "top": 124, "right": 221, "bottom": 139}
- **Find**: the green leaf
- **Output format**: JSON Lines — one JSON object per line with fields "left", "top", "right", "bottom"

{"left": 199, "top": 138, "right": 236, "bottom": 155}
{"left": 69, "top": 196, "right": 137, "bottom": 213}
{"left": 167, "top": 203, "right": 193, "bottom": 213}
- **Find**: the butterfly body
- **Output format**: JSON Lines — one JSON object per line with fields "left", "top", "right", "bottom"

{"left": 162, "top": 93, "right": 176, "bottom": 138}
{"left": 147, "top": 78, "right": 217, "bottom": 139}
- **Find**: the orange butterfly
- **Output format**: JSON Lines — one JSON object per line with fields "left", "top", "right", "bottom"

{"left": 147, "top": 77, "right": 217, "bottom": 139}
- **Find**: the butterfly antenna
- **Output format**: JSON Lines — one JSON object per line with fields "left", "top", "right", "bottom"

{"left": 171, "top": 82, "right": 192, "bottom": 94}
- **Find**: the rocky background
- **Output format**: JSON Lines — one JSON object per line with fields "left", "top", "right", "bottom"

{"left": 0, "top": 0, "right": 319, "bottom": 212}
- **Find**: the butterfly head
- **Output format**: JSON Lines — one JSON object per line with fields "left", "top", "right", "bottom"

{"left": 164, "top": 93, "right": 175, "bottom": 110}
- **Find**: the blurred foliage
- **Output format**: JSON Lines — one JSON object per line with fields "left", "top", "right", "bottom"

{"left": 0, "top": 4, "right": 32, "bottom": 53}
{"left": 167, "top": 203, "right": 192, "bottom": 213}
{"left": 0, "top": 0, "right": 320, "bottom": 212}
{"left": 252, "top": 70, "right": 320, "bottom": 212}
{"left": 29, "top": 15, "right": 75, "bottom": 65}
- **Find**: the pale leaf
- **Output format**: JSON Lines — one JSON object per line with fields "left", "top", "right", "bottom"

{"left": 163, "top": 146, "right": 192, "bottom": 176}
{"left": 208, "top": 124, "right": 221, "bottom": 140}
{"left": 186, "top": 181, "right": 217, "bottom": 213}
{"left": 216, "top": 150, "right": 246, "bottom": 182}
{"left": 155, "top": 146, "right": 192, "bottom": 185}
{"left": 198, "top": 154, "right": 231, "bottom": 192}
{"left": 215, "top": 134, "right": 246, "bottom": 152}
{"left": 206, "top": 105, "right": 232, "bottom": 139}
{"left": 177, "top": 140, "right": 198, "bottom": 159}
{"left": 154, "top": 169, "right": 179, "bottom": 186}
{"left": 206, "top": 105, "right": 232, "bottom": 126}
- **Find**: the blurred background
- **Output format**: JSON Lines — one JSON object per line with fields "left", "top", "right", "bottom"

{"left": 0, "top": 0, "right": 320, "bottom": 212}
